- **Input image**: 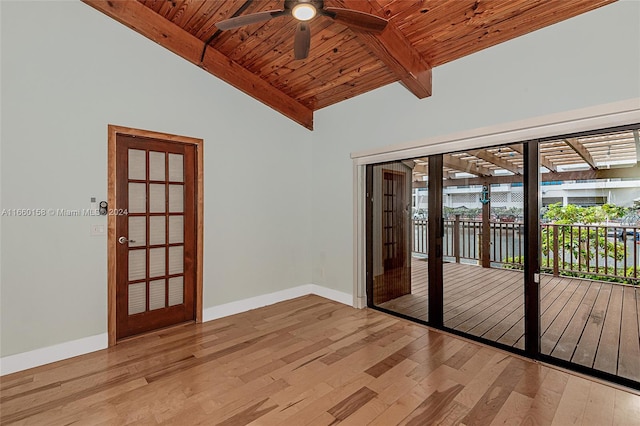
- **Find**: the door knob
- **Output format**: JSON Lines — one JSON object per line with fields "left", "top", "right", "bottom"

{"left": 118, "top": 236, "right": 136, "bottom": 244}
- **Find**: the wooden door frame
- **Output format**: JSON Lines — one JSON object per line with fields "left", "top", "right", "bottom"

{"left": 107, "top": 125, "right": 204, "bottom": 346}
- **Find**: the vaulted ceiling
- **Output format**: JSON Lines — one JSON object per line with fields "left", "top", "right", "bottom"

{"left": 83, "top": 0, "right": 614, "bottom": 130}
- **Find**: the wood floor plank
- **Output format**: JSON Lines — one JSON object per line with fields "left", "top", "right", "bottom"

{"left": 368, "top": 384, "right": 434, "bottom": 426}
{"left": 489, "top": 390, "right": 533, "bottom": 426}
{"left": 400, "top": 382, "right": 465, "bottom": 426}
{"left": 337, "top": 396, "right": 390, "bottom": 426}
{"left": 326, "top": 386, "right": 378, "bottom": 421}
{"left": 459, "top": 358, "right": 528, "bottom": 425}
{"left": 613, "top": 388, "right": 640, "bottom": 425}
{"left": 1, "top": 295, "right": 639, "bottom": 425}
{"left": 368, "top": 360, "right": 420, "bottom": 405}
{"left": 581, "top": 381, "right": 616, "bottom": 426}
{"left": 550, "top": 375, "right": 591, "bottom": 425}
{"left": 521, "top": 368, "right": 569, "bottom": 425}
{"left": 452, "top": 353, "right": 512, "bottom": 410}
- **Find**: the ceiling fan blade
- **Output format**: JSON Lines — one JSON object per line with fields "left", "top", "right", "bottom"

{"left": 323, "top": 7, "right": 388, "bottom": 33}
{"left": 215, "top": 10, "right": 286, "bottom": 31}
{"left": 294, "top": 22, "right": 311, "bottom": 60}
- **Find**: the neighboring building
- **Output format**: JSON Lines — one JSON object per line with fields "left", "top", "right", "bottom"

{"left": 413, "top": 179, "right": 640, "bottom": 212}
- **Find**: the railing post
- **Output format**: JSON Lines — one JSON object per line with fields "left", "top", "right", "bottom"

{"left": 454, "top": 214, "right": 460, "bottom": 263}
{"left": 411, "top": 219, "right": 418, "bottom": 252}
{"left": 481, "top": 186, "right": 491, "bottom": 268}
{"left": 553, "top": 224, "right": 559, "bottom": 276}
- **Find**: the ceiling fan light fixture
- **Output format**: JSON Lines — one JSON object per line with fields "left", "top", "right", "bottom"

{"left": 292, "top": 3, "right": 316, "bottom": 21}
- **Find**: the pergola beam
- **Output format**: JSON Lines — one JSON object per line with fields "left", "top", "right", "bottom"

{"left": 443, "top": 154, "right": 493, "bottom": 177}
{"left": 336, "top": 0, "right": 432, "bottom": 99}
{"left": 415, "top": 164, "right": 640, "bottom": 188}
{"left": 413, "top": 164, "right": 427, "bottom": 175}
{"left": 468, "top": 149, "right": 522, "bottom": 174}
{"left": 564, "top": 138, "right": 597, "bottom": 170}
{"left": 512, "top": 144, "right": 557, "bottom": 172}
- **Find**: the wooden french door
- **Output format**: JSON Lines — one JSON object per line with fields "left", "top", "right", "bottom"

{"left": 115, "top": 134, "right": 196, "bottom": 339}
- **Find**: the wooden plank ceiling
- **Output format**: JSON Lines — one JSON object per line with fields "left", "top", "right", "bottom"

{"left": 83, "top": 0, "right": 614, "bottom": 130}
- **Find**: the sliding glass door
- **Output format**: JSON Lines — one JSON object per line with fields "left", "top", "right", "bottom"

{"left": 365, "top": 124, "right": 640, "bottom": 389}
{"left": 442, "top": 144, "right": 525, "bottom": 350}
{"left": 367, "top": 161, "right": 425, "bottom": 319}
{"left": 537, "top": 128, "right": 640, "bottom": 385}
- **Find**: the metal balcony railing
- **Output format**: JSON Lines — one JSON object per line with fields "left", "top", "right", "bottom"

{"left": 412, "top": 216, "right": 639, "bottom": 283}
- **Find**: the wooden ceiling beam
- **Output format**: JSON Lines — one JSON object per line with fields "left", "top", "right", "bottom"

{"left": 82, "top": 0, "right": 314, "bottom": 130}
{"left": 468, "top": 149, "right": 522, "bottom": 175}
{"left": 336, "top": 0, "right": 432, "bottom": 99}
{"left": 564, "top": 138, "right": 598, "bottom": 170}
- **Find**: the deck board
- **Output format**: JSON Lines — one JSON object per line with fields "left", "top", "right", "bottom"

{"left": 542, "top": 279, "right": 591, "bottom": 355}
{"left": 377, "top": 258, "right": 639, "bottom": 382}
{"left": 618, "top": 286, "right": 640, "bottom": 382}
{"left": 550, "top": 281, "right": 600, "bottom": 361}
{"left": 572, "top": 283, "right": 610, "bottom": 368}
{"left": 593, "top": 285, "right": 623, "bottom": 375}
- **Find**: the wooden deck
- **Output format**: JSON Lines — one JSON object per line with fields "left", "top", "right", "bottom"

{"left": 378, "top": 258, "right": 640, "bottom": 383}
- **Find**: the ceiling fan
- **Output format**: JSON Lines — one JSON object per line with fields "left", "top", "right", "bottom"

{"left": 215, "top": 0, "right": 389, "bottom": 60}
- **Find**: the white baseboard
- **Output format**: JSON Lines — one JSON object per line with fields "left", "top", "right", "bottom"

{"left": 203, "top": 284, "right": 353, "bottom": 322}
{"left": 0, "top": 333, "right": 108, "bottom": 376}
{"left": 308, "top": 284, "right": 353, "bottom": 306}
{"left": 1, "top": 284, "right": 353, "bottom": 376}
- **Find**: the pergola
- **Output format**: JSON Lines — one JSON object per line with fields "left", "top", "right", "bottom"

{"left": 406, "top": 128, "right": 640, "bottom": 268}
{"left": 410, "top": 128, "right": 640, "bottom": 187}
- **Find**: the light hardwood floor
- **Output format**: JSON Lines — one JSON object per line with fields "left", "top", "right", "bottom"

{"left": 1, "top": 295, "right": 639, "bottom": 425}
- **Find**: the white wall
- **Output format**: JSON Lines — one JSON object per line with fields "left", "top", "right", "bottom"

{"left": 2, "top": 0, "right": 639, "bottom": 365}
{"left": 310, "top": 1, "right": 640, "bottom": 294}
{"left": 0, "top": 1, "right": 312, "bottom": 357}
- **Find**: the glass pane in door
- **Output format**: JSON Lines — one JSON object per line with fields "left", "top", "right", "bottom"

{"left": 369, "top": 160, "right": 429, "bottom": 321}
{"left": 442, "top": 144, "right": 525, "bottom": 349}
{"left": 125, "top": 149, "right": 186, "bottom": 318}
{"left": 539, "top": 128, "right": 640, "bottom": 385}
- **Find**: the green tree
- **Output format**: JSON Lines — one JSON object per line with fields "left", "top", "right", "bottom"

{"left": 541, "top": 203, "right": 626, "bottom": 270}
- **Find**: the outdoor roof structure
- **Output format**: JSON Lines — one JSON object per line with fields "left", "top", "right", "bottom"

{"left": 411, "top": 128, "right": 640, "bottom": 186}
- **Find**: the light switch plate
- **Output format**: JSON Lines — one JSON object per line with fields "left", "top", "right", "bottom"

{"left": 91, "top": 224, "right": 106, "bottom": 236}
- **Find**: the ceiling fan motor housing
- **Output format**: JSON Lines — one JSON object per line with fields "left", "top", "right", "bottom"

{"left": 285, "top": 0, "right": 325, "bottom": 12}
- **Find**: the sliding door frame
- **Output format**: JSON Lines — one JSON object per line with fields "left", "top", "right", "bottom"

{"left": 354, "top": 100, "right": 640, "bottom": 386}
{"left": 523, "top": 141, "right": 541, "bottom": 356}
{"left": 427, "top": 155, "right": 444, "bottom": 327}
{"left": 354, "top": 100, "right": 639, "bottom": 304}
